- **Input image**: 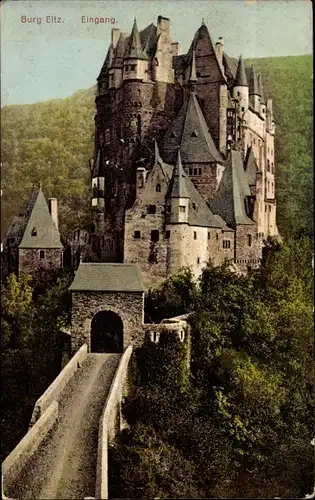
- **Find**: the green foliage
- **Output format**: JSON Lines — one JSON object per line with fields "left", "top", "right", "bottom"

{"left": 1, "top": 268, "right": 73, "bottom": 460}
{"left": 111, "top": 236, "right": 314, "bottom": 498}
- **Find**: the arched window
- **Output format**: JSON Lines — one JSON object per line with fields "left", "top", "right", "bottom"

{"left": 156, "top": 184, "right": 161, "bottom": 192}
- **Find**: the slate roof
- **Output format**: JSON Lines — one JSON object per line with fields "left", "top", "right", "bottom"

{"left": 244, "top": 146, "right": 260, "bottom": 186}
{"left": 164, "top": 149, "right": 228, "bottom": 229}
{"left": 159, "top": 91, "right": 224, "bottom": 164}
{"left": 234, "top": 55, "right": 248, "bottom": 87}
{"left": 211, "top": 150, "right": 254, "bottom": 227}
{"left": 5, "top": 185, "right": 62, "bottom": 249}
{"left": 69, "top": 263, "right": 145, "bottom": 292}
{"left": 169, "top": 148, "right": 190, "bottom": 198}
{"left": 18, "top": 186, "right": 63, "bottom": 249}
{"left": 97, "top": 43, "right": 114, "bottom": 81}
{"left": 248, "top": 66, "right": 260, "bottom": 96}
{"left": 125, "top": 19, "right": 148, "bottom": 60}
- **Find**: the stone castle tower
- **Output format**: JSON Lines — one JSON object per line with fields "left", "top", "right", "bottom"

{"left": 88, "top": 16, "right": 278, "bottom": 288}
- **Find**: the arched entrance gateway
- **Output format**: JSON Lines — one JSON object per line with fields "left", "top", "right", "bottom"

{"left": 69, "top": 263, "right": 145, "bottom": 354}
{"left": 91, "top": 310, "right": 124, "bottom": 353}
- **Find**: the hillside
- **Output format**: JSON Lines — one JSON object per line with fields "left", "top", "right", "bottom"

{"left": 1, "top": 55, "right": 313, "bottom": 241}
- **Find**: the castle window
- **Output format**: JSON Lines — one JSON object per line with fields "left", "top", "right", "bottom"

{"left": 39, "top": 250, "right": 45, "bottom": 259}
{"left": 193, "top": 231, "right": 197, "bottom": 240}
{"left": 105, "top": 129, "right": 110, "bottom": 144}
{"left": 134, "top": 231, "right": 141, "bottom": 239}
{"left": 151, "top": 230, "right": 159, "bottom": 243}
{"left": 269, "top": 205, "right": 272, "bottom": 212}
{"left": 191, "top": 130, "right": 198, "bottom": 137}
{"left": 189, "top": 168, "right": 193, "bottom": 176}
{"left": 198, "top": 168, "right": 202, "bottom": 175}
{"left": 179, "top": 206, "right": 186, "bottom": 213}
{"left": 247, "top": 234, "right": 252, "bottom": 247}
{"left": 156, "top": 184, "right": 161, "bottom": 192}
{"left": 237, "top": 91, "right": 240, "bottom": 96}
{"left": 130, "top": 64, "right": 136, "bottom": 71}
{"left": 193, "top": 168, "right": 198, "bottom": 175}
{"left": 192, "top": 202, "right": 198, "bottom": 211}
{"left": 253, "top": 138, "right": 256, "bottom": 144}
{"left": 165, "top": 230, "right": 170, "bottom": 239}
{"left": 241, "top": 107, "right": 245, "bottom": 112}
{"left": 223, "top": 240, "right": 231, "bottom": 249}
{"left": 167, "top": 205, "right": 171, "bottom": 213}
{"left": 148, "top": 205, "right": 156, "bottom": 214}
{"left": 171, "top": 131, "right": 177, "bottom": 138}
{"left": 267, "top": 160, "right": 270, "bottom": 172}
{"left": 208, "top": 232, "right": 210, "bottom": 240}
{"left": 31, "top": 227, "right": 37, "bottom": 237}
{"left": 216, "top": 233, "right": 219, "bottom": 240}
{"left": 197, "top": 257, "right": 200, "bottom": 264}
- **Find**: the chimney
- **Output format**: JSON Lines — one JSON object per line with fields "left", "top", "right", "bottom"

{"left": 171, "top": 42, "right": 181, "bottom": 56}
{"left": 157, "top": 16, "right": 170, "bottom": 36}
{"left": 215, "top": 37, "right": 224, "bottom": 66}
{"left": 111, "top": 28, "right": 120, "bottom": 48}
{"left": 48, "top": 198, "right": 59, "bottom": 231}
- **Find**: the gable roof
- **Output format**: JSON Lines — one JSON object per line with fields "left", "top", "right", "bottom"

{"left": 159, "top": 91, "right": 224, "bottom": 164}
{"left": 69, "top": 263, "right": 145, "bottom": 292}
{"left": 211, "top": 150, "right": 254, "bottom": 227}
{"left": 18, "top": 186, "right": 63, "bottom": 249}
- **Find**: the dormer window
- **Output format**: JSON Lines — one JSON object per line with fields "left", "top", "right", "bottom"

{"left": 148, "top": 205, "right": 156, "bottom": 214}
{"left": 31, "top": 228, "right": 37, "bottom": 237}
{"left": 191, "top": 130, "right": 198, "bottom": 137}
{"left": 192, "top": 202, "right": 198, "bottom": 212}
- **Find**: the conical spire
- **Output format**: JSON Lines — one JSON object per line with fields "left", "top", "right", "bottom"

{"left": 154, "top": 139, "right": 160, "bottom": 164}
{"left": 188, "top": 50, "right": 198, "bottom": 83}
{"left": 257, "top": 73, "right": 265, "bottom": 103}
{"left": 234, "top": 55, "right": 248, "bottom": 87}
{"left": 249, "top": 65, "right": 260, "bottom": 96}
{"left": 169, "top": 148, "right": 190, "bottom": 198}
{"left": 125, "top": 18, "right": 147, "bottom": 60}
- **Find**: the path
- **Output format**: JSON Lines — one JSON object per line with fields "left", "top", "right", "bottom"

{"left": 9, "top": 353, "right": 121, "bottom": 500}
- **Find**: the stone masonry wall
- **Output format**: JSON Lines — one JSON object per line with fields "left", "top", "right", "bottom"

{"left": 235, "top": 224, "right": 262, "bottom": 273}
{"left": 19, "top": 248, "right": 63, "bottom": 276}
{"left": 71, "top": 291, "right": 145, "bottom": 354}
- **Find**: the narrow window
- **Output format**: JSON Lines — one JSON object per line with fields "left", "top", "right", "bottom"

{"left": 193, "top": 168, "right": 198, "bottom": 175}
{"left": 134, "top": 231, "right": 141, "bottom": 239}
{"left": 189, "top": 168, "right": 193, "bottom": 176}
{"left": 267, "top": 160, "right": 270, "bottom": 172}
{"left": 241, "top": 107, "right": 245, "bottom": 112}
{"left": 197, "top": 257, "right": 200, "bottom": 264}
{"left": 147, "top": 205, "right": 156, "bottom": 214}
{"left": 156, "top": 184, "right": 161, "bottom": 192}
{"left": 216, "top": 233, "right": 219, "bottom": 240}
{"left": 179, "top": 206, "right": 186, "bottom": 213}
{"left": 151, "top": 230, "right": 159, "bottom": 243}
{"left": 165, "top": 230, "right": 170, "bottom": 239}
{"left": 137, "top": 115, "right": 142, "bottom": 137}
{"left": 105, "top": 129, "right": 110, "bottom": 144}
{"left": 208, "top": 232, "right": 210, "bottom": 240}
{"left": 167, "top": 205, "right": 171, "bottom": 213}
{"left": 247, "top": 234, "right": 252, "bottom": 247}
{"left": 39, "top": 250, "right": 45, "bottom": 259}
{"left": 130, "top": 64, "right": 136, "bottom": 71}
{"left": 193, "top": 231, "right": 197, "bottom": 240}
{"left": 198, "top": 168, "right": 202, "bottom": 175}
{"left": 31, "top": 227, "right": 37, "bottom": 237}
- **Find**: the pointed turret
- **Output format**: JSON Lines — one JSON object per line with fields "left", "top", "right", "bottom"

{"left": 248, "top": 66, "right": 261, "bottom": 112}
{"left": 232, "top": 55, "right": 249, "bottom": 110}
{"left": 125, "top": 18, "right": 147, "bottom": 60}
{"left": 168, "top": 149, "right": 190, "bottom": 224}
{"left": 188, "top": 50, "right": 197, "bottom": 86}
{"left": 234, "top": 55, "right": 248, "bottom": 87}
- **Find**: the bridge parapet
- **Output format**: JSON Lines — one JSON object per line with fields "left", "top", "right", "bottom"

{"left": 95, "top": 345, "right": 133, "bottom": 500}
{"left": 29, "top": 343, "right": 88, "bottom": 427}
{"left": 2, "top": 401, "right": 58, "bottom": 497}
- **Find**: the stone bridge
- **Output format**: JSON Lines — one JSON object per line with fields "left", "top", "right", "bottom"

{"left": 2, "top": 263, "right": 190, "bottom": 499}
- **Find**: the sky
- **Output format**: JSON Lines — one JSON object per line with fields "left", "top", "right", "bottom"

{"left": 0, "top": 0, "right": 313, "bottom": 106}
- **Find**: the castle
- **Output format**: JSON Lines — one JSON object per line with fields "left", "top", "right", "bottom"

{"left": 2, "top": 16, "right": 278, "bottom": 288}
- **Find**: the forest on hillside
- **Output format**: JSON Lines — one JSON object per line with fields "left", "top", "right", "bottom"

{"left": 1, "top": 55, "right": 313, "bottom": 241}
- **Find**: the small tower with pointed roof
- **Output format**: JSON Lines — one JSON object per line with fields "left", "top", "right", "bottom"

{"left": 248, "top": 65, "right": 261, "bottom": 113}
{"left": 167, "top": 148, "right": 190, "bottom": 224}
{"left": 123, "top": 18, "right": 149, "bottom": 82}
{"left": 233, "top": 55, "right": 249, "bottom": 111}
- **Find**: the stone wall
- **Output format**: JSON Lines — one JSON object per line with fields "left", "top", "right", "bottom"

{"left": 235, "top": 224, "right": 262, "bottom": 272}
{"left": 18, "top": 248, "right": 63, "bottom": 276}
{"left": 95, "top": 345, "right": 133, "bottom": 500}
{"left": 183, "top": 163, "right": 218, "bottom": 205}
{"left": 2, "top": 402, "right": 58, "bottom": 496}
{"left": 29, "top": 344, "right": 88, "bottom": 427}
{"left": 71, "top": 291, "right": 145, "bottom": 354}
